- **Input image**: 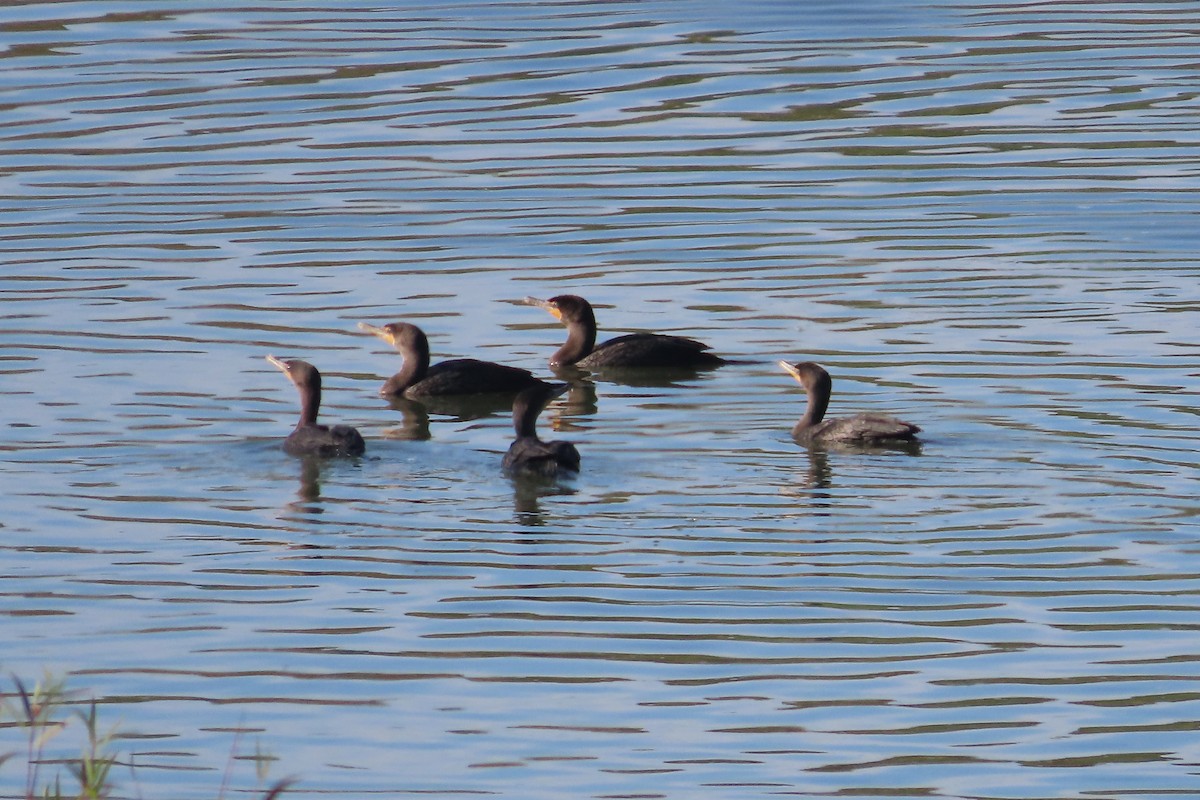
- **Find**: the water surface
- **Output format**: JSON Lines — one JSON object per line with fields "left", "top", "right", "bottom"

{"left": 2, "top": 2, "right": 1199, "bottom": 798}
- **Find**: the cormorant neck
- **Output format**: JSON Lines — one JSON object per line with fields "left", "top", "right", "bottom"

{"left": 551, "top": 316, "right": 596, "bottom": 366}
{"left": 297, "top": 381, "right": 321, "bottom": 428}
{"left": 512, "top": 394, "right": 545, "bottom": 439}
{"left": 388, "top": 332, "right": 431, "bottom": 393}
{"left": 794, "top": 375, "right": 830, "bottom": 436}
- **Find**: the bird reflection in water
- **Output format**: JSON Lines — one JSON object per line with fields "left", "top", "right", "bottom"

{"left": 551, "top": 360, "right": 719, "bottom": 390}
{"left": 287, "top": 455, "right": 326, "bottom": 515}
{"left": 510, "top": 472, "right": 577, "bottom": 527}
{"left": 784, "top": 441, "right": 924, "bottom": 515}
{"left": 380, "top": 393, "right": 536, "bottom": 442}
{"left": 802, "top": 446, "right": 834, "bottom": 492}
{"left": 381, "top": 396, "right": 432, "bottom": 441}
{"left": 539, "top": 379, "right": 596, "bottom": 429}
{"left": 413, "top": 363, "right": 594, "bottom": 436}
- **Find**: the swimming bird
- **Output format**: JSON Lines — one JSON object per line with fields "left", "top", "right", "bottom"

{"left": 267, "top": 355, "right": 366, "bottom": 457}
{"left": 779, "top": 360, "right": 920, "bottom": 446}
{"left": 522, "top": 294, "right": 724, "bottom": 369}
{"left": 502, "top": 382, "right": 581, "bottom": 476}
{"left": 358, "top": 321, "right": 542, "bottom": 398}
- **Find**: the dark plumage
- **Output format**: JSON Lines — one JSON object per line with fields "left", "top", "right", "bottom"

{"left": 523, "top": 294, "right": 724, "bottom": 369}
{"left": 502, "top": 382, "right": 580, "bottom": 476}
{"left": 779, "top": 360, "right": 920, "bottom": 446}
{"left": 358, "top": 321, "right": 542, "bottom": 398}
{"left": 267, "top": 355, "right": 365, "bottom": 457}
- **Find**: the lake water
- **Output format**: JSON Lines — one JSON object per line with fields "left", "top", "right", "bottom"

{"left": 3, "top": 2, "right": 1199, "bottom": 798}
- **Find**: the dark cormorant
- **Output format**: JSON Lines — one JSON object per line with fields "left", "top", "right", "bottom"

{"left": 358, "top": 321, "right": 542, "bottom": 398}
{"left": 779, "top": 360, "right": 919, "bottom": 446}
{"left": 502, "top": 382, "right": 580, "bottom": 476}
{"left": 522, "top": 294, "right": 724, "bottom": 369}
{"left": 267, "top": 355, "right": 366, "bottom": 457}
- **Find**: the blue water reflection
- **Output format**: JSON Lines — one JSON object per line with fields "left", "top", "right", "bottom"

{"left": 3, "top": 2, "right": 1200, "bottom": 799}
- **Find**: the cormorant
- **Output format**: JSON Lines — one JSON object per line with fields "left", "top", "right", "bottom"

{"left": 523, "top": 294, "right": 724, "bottom": 369}
{"left": 358, "top": 321, "right": 542, "bottom": 398}
{"left": 502, "top": 382, "right": 580, "bottom": 476}
{"left": 267, "top": 355, "right": 366, "bottom": 457}
{"left": 779, "top": 360, "right": 919, "bottom": 446}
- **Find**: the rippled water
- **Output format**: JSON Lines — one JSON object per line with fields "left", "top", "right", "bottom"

{"left": 3, "top": 2, "right": 1200, "bottom": 798}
